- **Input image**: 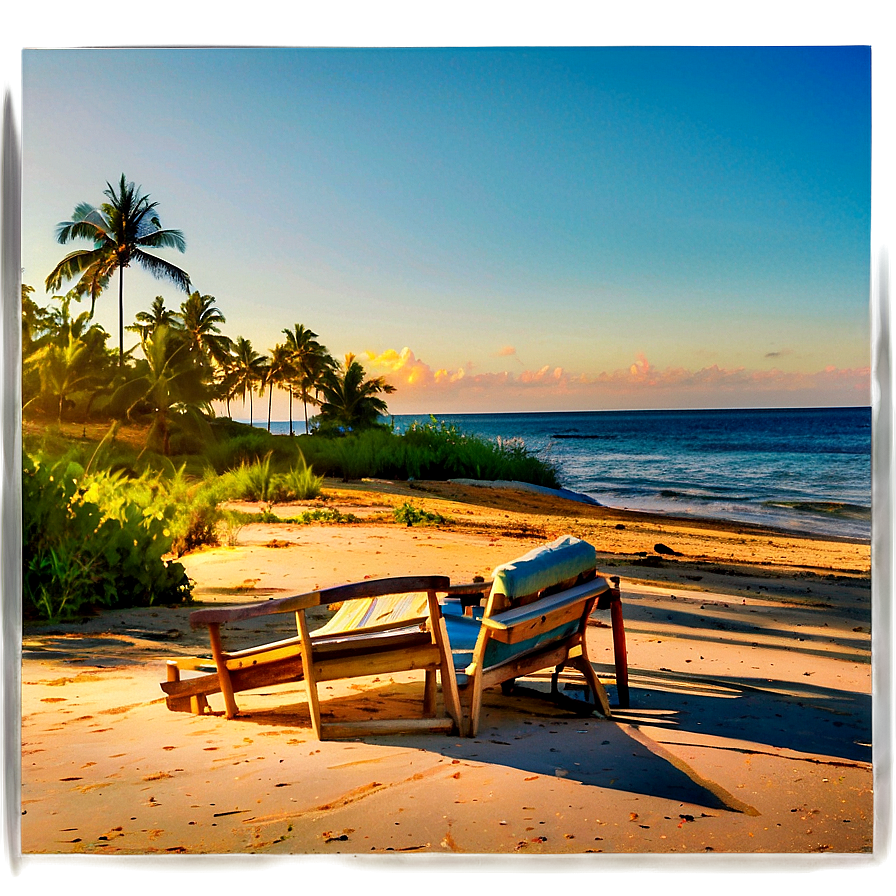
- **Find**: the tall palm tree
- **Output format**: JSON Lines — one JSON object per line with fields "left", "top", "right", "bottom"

{"left": 282, "top": 323, "right": 333, "bottom": 435}
{"left": 263, "top": 344, "right": 295, "bottom": 432}
{"left": 318, "top": 353, "right": 396, "bottom": 432}
{"left": 230, "top": 337, "right": 267, "bottom": 428}
{"left": 45, "top": 174, "right": 191, "bottom": 366}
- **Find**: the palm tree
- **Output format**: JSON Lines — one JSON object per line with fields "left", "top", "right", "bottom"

{"left": 112, "top": 325, "right": 213, "bottom": 456}
{"left": 282, "top": 323, "right": 333, "bottom": 435}
{"left": 45, "top": 174, "right": 191, "bottom": 367}
{"left": 23, "top": 333, "right": 103, "bottom": 423}
{"left": 263, "top": 344, "right": 295, "bottom": 433}
{"left": 127, "top": 296, "right": 181, "bottom": 341}
{"left": 317, "top": 353, "right": 396, "bottom": 432}
{"left": 178, "top": 291, "right": 232, "bottom": 372}
{"left": 229, "top": 337, "right": 267, "bottom": 427}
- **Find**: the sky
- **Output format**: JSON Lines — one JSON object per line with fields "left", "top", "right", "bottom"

{"left": 20, "top": 44, "right": 872, "bottom": 418}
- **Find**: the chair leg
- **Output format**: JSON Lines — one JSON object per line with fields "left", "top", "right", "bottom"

{"left": 208, "top": 624, "right": 239, "bottom": 719}
{"left": 429, "top": 594, "right": 463, "bottom": 734}
{"left": 423, "top": 669, "right": 437, "bottom": 717}
{"left": 296, "top": 610, "right": 323, "bottom": 739}
{"left": 571, "top": 654, "right": 612, "bottom": 718}
{"left": 609, "top": 590, "right": 630, "bottom": 708}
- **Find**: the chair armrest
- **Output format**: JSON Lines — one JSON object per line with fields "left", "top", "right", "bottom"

{"left": 482, "top": 576, "right": 610, "bottom": 633}
{"left": 441, "top": 581, "right": 493, "bottom": 595}
{"left": 190, "top": 575, "right": 451, "bottom": 629}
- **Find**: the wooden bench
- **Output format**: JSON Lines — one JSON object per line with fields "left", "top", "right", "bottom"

{"left": 160, "top": 575, "right": 462, "bottom": 740}
{"left": 440, "top": 536, "right": 628, "bottom": 737}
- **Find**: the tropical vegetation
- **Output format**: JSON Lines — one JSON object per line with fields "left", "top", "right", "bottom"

{"left": 22, "top": 175, "right": 559, "bottom": 622}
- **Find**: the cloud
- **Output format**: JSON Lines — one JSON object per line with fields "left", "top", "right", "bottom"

{"left": 497, "top": 345, "right": 517, "bottom": 357}
{"left": 360, "top": 347, "right": 871, "bottom": 412}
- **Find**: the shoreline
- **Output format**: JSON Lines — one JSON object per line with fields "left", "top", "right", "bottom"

{"left": 20, "top": 479, "right": 873, "bottom": 857}
{"left": 445, "top": 477, "right": 871, "bottom": 546}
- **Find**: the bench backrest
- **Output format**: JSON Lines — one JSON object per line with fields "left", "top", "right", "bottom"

{"left": 478, "top": 535, "right": 599, "bottom": 671}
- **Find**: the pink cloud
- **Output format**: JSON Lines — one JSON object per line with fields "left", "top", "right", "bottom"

{"left": 361, "top": 347, "right": 871, "bottom": 413}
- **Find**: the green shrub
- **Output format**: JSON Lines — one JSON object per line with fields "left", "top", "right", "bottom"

{"left": 217, "top": 453, "right": 276, "bottom": 502}
{"left": 22, "top": 453, "right": 192, "bottom": 622}
{"left": 276, "top": 453, "right": 324, "bottom": 500}
{"left": 393, "top": 501, "right": 451, "bottom": 527}
{"left": 298, "top": 419, "right": 559, "bottom": 487}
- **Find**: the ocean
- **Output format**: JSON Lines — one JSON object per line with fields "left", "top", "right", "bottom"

{"left": 265, "top": 407, "right": 872, "bottom": 541}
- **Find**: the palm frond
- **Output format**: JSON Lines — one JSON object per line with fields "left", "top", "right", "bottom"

{"left": 54, "top": 215, "right": 110, "bottom": 245}
{"left": 131, "top": 249, "right": 192, "bottom": 292}
{"left": 137, "top": 227, "right": 186, "bottom": 253}
{"left": 45, "top": 247, "right": 110, "bottom": 292}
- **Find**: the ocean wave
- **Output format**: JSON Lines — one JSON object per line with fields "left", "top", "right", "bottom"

{"left": 549, "top": 433, "right": 618, "bottom": 440}
{"left": 762, "top": 500, "right": 871, "bottom": 520}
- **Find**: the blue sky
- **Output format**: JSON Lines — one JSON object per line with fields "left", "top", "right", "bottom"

{"left": 21, "top": 45, "right": 872, "bottom": 415}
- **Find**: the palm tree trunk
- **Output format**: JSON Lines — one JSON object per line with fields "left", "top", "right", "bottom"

{"left": 267, "top": 383, "right": 273, "bottom": 432}
{"left": 118, "top": 266, "right": 125, "bottom": 367}
{"left": 303, "top": 398, "right": 309, "bottom": 435}
{"left": 289, "top": 387, "right": 294, "bottom": 436}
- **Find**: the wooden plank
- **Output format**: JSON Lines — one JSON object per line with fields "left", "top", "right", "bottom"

{"left": 486, "top": 599, "right": 594, "bottom": 646}
{"left": 189, "top": 575, "right": 451, "bottom": 628}
{"left": 160, "top": 672, "right": 221, "bottom": 700}
{"left": 190, "top": 591, "right": 321, "bottom": 628}
{"left": 225, "top": 639, "right": 304, "bottom": 670}
{"left": 483, "top": 577, "right": 609, "bottom": 632}
{"left": 168, "top": 656, "right": 216, "bottom": 674}
{"left": 314, "top": 643, "right": 442, "bottom": 682}
{"left": 477, "top": 642, "right": 572, "bottom": 692}
{"left": 320, "top": 717, "right": 456, "bottom": 739}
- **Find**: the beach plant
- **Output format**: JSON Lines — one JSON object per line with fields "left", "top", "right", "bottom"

{"left": 278, "top": 453, "right": 325, "bottom": 500}
{"left": 225, "top": 453, "right": 277, "bottom": 503}
{"left": 45, "top": 174, "right": 191, "bottom": 366}
{"left": 22, "top": 453, "right": 191, "bottom": 622}
{"left": 393, "top": 501, "right": 451, "bottom": 527}
{"left": 203, "top": 424, "right": 279, "bottom": 471}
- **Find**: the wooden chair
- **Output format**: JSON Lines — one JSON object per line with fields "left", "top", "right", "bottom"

{"left": 440, "top": 536, "right": 628, "bottom": 737}
{"left": 160, "top": 575, "right": 462, "bottom": 740}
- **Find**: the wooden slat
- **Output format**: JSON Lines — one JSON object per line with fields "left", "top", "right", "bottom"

{"left": 189, "top": 575, "right": 451, "bottom": 628}
{"left": 485, "top": 599, "right": 594, "bottom": 646}
{"left": 160, "top": 671, "right": 221, "bottom": 700}
{"left": 320, "top": 717, "right": 456, "bottom": 739}
{"left": 167, "top": 656, "right": 216, "bottom": 673}
{"left": 476, "top": 642, "right": 572, "bottom": 691}
{"left": 313, "top": 643, "right": 442, "bottom": 682}
{"left": 483, "top": 577, "right": 609, "bottom": 633}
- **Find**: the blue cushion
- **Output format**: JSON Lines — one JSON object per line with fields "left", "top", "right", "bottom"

{"left": 490, "top": 535, "right": 596, "bottom": 599}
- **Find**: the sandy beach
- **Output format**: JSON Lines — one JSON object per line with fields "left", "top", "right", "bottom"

{"left": 19, "top": 479, "right": 874, "bottom": 861}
